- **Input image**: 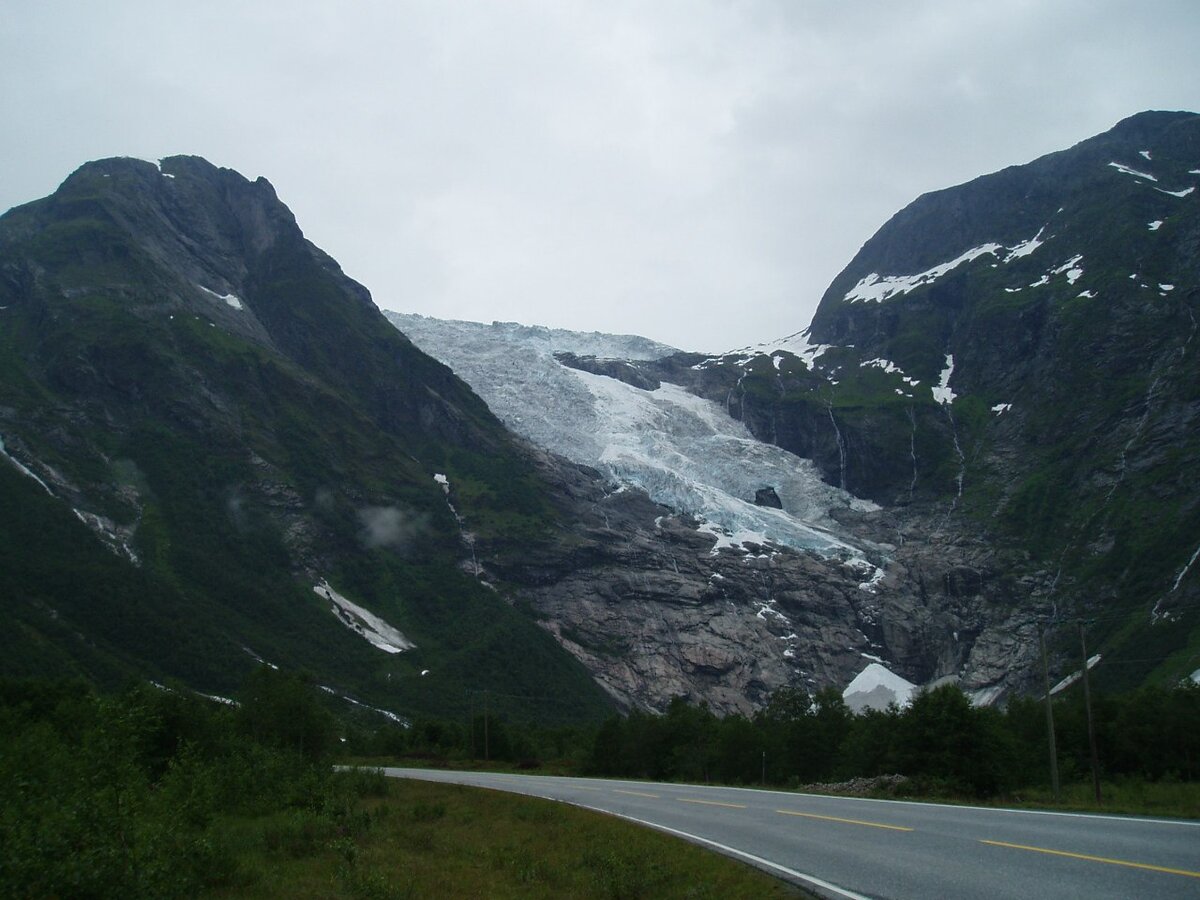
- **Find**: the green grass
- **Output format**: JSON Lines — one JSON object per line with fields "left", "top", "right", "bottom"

{"left": 208, "top": 776, "right": 812, "bottom": 899}
{"left": 1005, "top": 780, "right": 1200, "bottom": 819}
{"left": 827, "top": 778, "right": 1200, "bottom": 820}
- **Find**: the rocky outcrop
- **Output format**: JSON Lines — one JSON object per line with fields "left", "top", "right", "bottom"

{"left": 754, "top": 487, "right": 783, "bottom": 508}
{"left": 469, "top": 445, "right": 1052, "bottom": 715}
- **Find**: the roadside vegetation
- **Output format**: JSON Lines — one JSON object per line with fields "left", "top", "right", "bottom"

{"left": 0, "top": 672, "right": 807, "bottom": 899}
{"left": 5, "top": 670, "right": 1196, "bottom": 897}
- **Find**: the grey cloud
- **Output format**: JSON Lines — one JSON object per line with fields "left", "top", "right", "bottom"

{"left": 357, "top": 506, "right": 428, "bottom": 552}
{"left": 2, "top": 1, "right": 1198, "bottom": 352}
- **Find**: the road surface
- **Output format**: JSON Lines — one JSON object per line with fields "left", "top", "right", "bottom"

{"left": 380, "top": 768, "right": 1200, "bottom": 900}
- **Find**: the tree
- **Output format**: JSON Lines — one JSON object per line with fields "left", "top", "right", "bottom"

{"left": 896, "top": 684, "right": 1017, "bottom": 796}
{"left": 235, "top": 667, "right": 336, "bottom": 761}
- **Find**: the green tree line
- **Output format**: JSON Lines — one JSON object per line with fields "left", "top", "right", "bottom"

{"left": 348, "top": 681, "right": 1200, "bottom": 800}
{"left": 584, "top": 682, "right": 1200, "bottom": 797}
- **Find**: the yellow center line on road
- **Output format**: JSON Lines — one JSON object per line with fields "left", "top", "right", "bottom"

{"left": 678, "top": 798, "right": 747, "bottom": 809}
{"left": 613, "top": 789, "right": 660, "bottom": 799}
{"left": 980, "top": 839, "right": 1200, "bottom": 879}
{"left": 776, "top": 809, "right": 913, "bottom": 832}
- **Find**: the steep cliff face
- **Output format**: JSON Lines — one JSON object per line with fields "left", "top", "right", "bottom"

{"left": 500, "top": 460, "right": 1052, "bottom": 713}
{"left": 0, "top": 157, "right": 611, "bottom": 722}
{"left": 396, "top": 112, "right": 1200, "bottom": 709}
{"left": 5, "top": 111, "right": 1194, "bottom": 722}
{"left": 389, "top": 314, "right": 1057, "bottom": 712}
{"left": 620, "top": 111, "right": 1200, "bottom": 693}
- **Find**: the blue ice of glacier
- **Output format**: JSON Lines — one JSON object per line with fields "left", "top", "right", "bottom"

{"left": 387, "top": 314, "right": 875, "bottom": 557}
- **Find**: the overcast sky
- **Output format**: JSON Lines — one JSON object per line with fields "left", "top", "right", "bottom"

{"left": 3, "top": 1, "right": 1198, "bottom": 352}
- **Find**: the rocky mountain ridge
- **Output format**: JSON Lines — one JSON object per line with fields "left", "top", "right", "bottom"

{"left": 541, "top": 110, "right": 1200, "bottom": 697}
{"left": 2, "top": 110, "right": 1196, "bottom": 721}
{"left": 388, "top": 313, "right": 1056, "bottom": 712}
{"left": 0, "top": 156, "right": 612, "bottom": 722}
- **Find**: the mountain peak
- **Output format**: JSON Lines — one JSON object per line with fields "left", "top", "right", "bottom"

{"left": 1107, "top": 108, "right": 1199, "bottom": 138}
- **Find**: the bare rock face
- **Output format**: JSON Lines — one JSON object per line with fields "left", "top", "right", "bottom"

{"left": 390, "top": 311, "right": 1066, "bottom": 714}
{"left": 475, "top": 446, "right": 1046, "bottom": 716}
{"left": 755, "top": 486, "right": 783, "bottom": 508}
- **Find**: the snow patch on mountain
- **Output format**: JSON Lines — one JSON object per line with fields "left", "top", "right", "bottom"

{"left": 841, "top": 223, "right": 1066, "bottom": 305}
{"left": 1049, "top": 654, "right": 1101, "bottom": 695}
{"left": 315, "top": 579, "right": 414, "bottom": 654}
{"left": 861, "top": 357, "right": 921, "bottom": 388}
{"left": 843, "top": 662, "right": 917, "bottom": 712}
{"left": 1108, "top": 161, "right": 1157, "bottom": 182}
{"left": 1156, "top": 185, "right": 1195, "bottom": 198}
{"left": 723, "top": 327, "right": 839, "bottom": 371}
{"left": 198, "top": 284, "right": 245, "bottom": 310}
{"left": 1055, "top": 255, "right": 1084, "bottom": 285}
{"left": 1171, "top": 542, "right": 1200, "bottom": 593}
{"left": 844, "top": 243, "right": 1002, "bottom": 303}
{"left": 932, "top": 355, "right": 957, "bottom": 405}
{"left": 1003, "top": 226, "right": 1046, "bottom": 261}
{"left": 319, "top": 685, "right": 410, "bottom": 726}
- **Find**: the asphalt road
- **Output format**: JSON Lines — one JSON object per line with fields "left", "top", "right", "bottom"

{"left": 381, "top": 768, "right": 1200, "bottom": 900}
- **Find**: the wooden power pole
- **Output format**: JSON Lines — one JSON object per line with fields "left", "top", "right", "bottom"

{"left": 1079, "top": 622, "right": 1102, "bottom": 805}
{"left": 1038, "top": 623, "right": 1061, "bottom": 801}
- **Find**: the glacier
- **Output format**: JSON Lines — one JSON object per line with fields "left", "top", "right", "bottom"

{"left": 387, "top": 313, "right": 876, "bottom": 558}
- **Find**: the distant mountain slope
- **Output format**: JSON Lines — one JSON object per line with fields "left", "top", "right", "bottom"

{"left": 636, "top": 111, "right": 1200, "bottom": 691}
{"left": 386, "top": 314, "right": 1060, "bottom": 712}
{"left": 6, "top": 109, "right": 1195, "bottom": 720}
{"left": 0, "top": 157, "right": 611, "bottom": 722}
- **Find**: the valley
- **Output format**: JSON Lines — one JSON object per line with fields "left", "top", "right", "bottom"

{"left": 0, "top": 112, "right": 1197, "bottom": 727}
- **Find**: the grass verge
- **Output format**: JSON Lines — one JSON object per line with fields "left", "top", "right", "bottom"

{"left": 1003, "top": 780, "right": 1200, "bottom": 818}
{"left": 845, "top": 777, "right": 1200, "bottom": 819}
{"left": 206, "top": 773, "right": 812, "bottom": 899}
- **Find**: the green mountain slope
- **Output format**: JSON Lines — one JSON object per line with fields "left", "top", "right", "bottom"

{"left": 644, "top": 111, "right": 1200, "bottom": 690}
{"left": 0, "top": 156, "right": 611, "bottom": 722}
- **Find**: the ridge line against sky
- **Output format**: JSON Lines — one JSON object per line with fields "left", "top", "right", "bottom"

{"left": 2, "top": 0, "right": 1198, "bottom": 352}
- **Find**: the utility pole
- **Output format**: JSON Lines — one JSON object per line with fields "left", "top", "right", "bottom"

{"left": 761, "top": 750, "right": 766, "bottom": 787}
{"left": 1079, "top": 621, "right": 1102, "bottom": 805}
{"left": 1038, "top": 623, "right": 1061, "bottom": 801}
{"left": 484, "top": 688, "right": 490, "bottom": 763}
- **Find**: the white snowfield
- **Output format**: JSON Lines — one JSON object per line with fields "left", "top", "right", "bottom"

{"left": 840, "top": 220, "right": 1067, "bottom": 305}
{"left": 931, "top": 354, "right": 957, "bottom": 406}
{"left": 844, "top": 243, "right": 1002, "bottom": 303}
{"left": 387, "top": 313, "right": 877, "bottom": 559}
{"left": 1108, "top": 160, "right": 1158, "bottom": 182}
{"left": 722, "top": 327, "right": 840, "bottom": 370}
{"left": 198, "top": 284, "right": 245, "bottom": 310}
{"left": 842, "top": 662, "right": 917, "bottom": 712}
{"left": 314, "top": 579, "right": 414, "bottom": 654}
